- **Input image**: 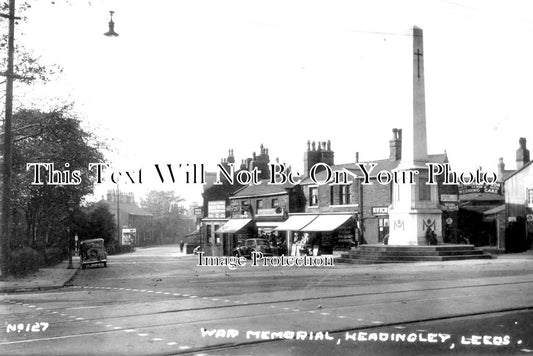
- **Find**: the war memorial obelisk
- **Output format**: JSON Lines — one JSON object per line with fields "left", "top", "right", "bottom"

{"left": 387, "top": 26, "right": 443, "bottom": 246}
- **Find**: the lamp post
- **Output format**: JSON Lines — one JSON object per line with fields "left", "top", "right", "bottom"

{"left": 67, "top": 199, "right": 76, "bottom": 269}
{"left": 116, "top": 185, "right": 120, "bottom": 246}
{"left": 104, "top": 11, "right": 119, "bottom": 37}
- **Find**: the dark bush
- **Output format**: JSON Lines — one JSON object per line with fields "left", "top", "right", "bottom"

{"left": 105, "top": 240, "right": 119, "bottom": 255}
{"left": 44, "top": 247, "right": 64, "bottom": 266}
{"left": 9, "top": 247, "right": 43, "bottom": 277}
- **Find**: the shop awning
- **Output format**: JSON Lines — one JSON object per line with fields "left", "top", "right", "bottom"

{"left": 274, "top": 215, "right": 318, "bottom": 231}
{"left": 300, "top": 214, "right": 353, "bottom": 232}
{"left": 215, "top": 219, "right": 252, "bottom": 234}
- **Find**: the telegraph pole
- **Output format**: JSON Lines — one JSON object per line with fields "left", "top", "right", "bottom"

{"left": 0, "top": 0, "right": 16, "bottom": 276}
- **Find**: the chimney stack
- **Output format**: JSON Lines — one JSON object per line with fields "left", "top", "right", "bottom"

{"left": 389, "top": 128, "right": 402, "bottom": 161}
{"left": 516, "top": 137, "right": 530, "bottom": 170}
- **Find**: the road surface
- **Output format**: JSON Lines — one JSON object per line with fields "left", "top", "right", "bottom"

{"left": 1, "top": 246, "right": 532, "bottom": 355}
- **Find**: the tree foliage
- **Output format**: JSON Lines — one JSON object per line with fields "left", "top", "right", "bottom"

{"left": 0, "top": 1, "right": 62, "bottom": 89}
{"left": 10, "top": 107, "right": 105, "bottom": 249}
{"left": 141, "top": 190, "right": 192, "bottom": 244}
{"left": 75, "top": 201, "right": 115, "bottom": 246}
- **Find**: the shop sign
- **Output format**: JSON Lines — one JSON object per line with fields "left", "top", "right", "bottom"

{"left": 257, "top": 207, "right": 283, "bottom": 216}
{"left": 371, "top": 207, "right": 388, "bottom": 215}
{"left": 194, "top": 207, "right": 203, "bottom": 216}
{"left": 459, "top": 183, "right": 501, "bottom": 195}
{"left": 527, "top": 214, "right": 533, "bottom": 222}
{"left": 527, "top": 188, "right": 533, "bottom": 208}
{"left": 208, "top": 200, "right": 226, "bottom": 218}
{"left": 442, "top": 203, "right": 459, "bottom": 211}
{"left": 508, "top": 216, "right": 517, "bottom": 223}
{"left": 440, "top": 194, "right": 458, "bottom": 202}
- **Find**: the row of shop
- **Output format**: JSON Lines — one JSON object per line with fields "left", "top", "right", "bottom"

{"left": 201, "top": 212, "right": 363, "bottom": 257}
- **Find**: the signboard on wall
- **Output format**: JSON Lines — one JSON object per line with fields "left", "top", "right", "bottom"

{"left": 121, "top": 228, "right": 136, "bottom": 246}
{"left": 208, "top": 200, "right": 226, "bottom": 218}
{"left": 527, "top": 188, "right": 533, "bottom": 208}
{"left": 442, "top": 203, "right": 459, "bottom": 211}
{"left": 458, "top": 183, "right": 501, "bottom": 195}
{"left": 194, "top": 207, "right": 203, "bottom": 216}
{"left": 440, "top": 194, "right": 458, "bottom": 202}
{"left": 371, "top": 207, "right": 388, "bottom": 215}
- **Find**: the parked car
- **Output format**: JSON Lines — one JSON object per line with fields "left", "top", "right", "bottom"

{"left": 80, "top": 238, "right": 107, "bottom": 269}
{"left": 233, "top": 238, "right": 273, "bottom": 258}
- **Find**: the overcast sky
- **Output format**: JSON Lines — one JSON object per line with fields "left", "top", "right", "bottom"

{"left": 13, "top": 0, "right": 533, "bottom": 204}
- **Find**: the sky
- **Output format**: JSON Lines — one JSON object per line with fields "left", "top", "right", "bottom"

{"left": 10, "top": 0, "right": 533, "bottom": 204}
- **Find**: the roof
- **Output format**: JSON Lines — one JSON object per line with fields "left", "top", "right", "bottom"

{"left": 230, "top": 179, "right": 296, "bottom": 199}
{"left": 501, "top": 169, "right": 515, "bottom": 181}
{"left": 504, "top": 160, "right": 533, "bottom": 182}
{"left": 300, "top": 153, "right": 448, "bottom": 185}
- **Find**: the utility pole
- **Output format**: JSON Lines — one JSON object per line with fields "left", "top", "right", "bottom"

{"left": 1, "top": 0, "right": 16, "bottom": 276}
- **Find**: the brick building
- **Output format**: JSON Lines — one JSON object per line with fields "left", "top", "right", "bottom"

{"left": 201, "top": 145, "right": 292, "bottom": 255}
{"left": 279, "top": 130, "right": 453, "bottom": 254}
{"left": 100, "top": 191, "right": 153, "bottom": 246}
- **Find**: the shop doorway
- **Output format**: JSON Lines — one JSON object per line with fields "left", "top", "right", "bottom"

{"left": 378, "top": 217, "right": 389, "bottom": 243}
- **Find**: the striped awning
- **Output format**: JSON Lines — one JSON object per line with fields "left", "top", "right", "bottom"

{"left": 215, "top": 219, "right": 252, "bottom": 234}
{"left": 300, "top": 214, "right": 352, "bottom": 232}
{"left": 273, "top": 215, "right": 318, "bottom": 231}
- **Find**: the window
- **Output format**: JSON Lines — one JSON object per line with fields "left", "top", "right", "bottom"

{"left": 330, "top": 186, "right": 335, "bottom": 205}
{"left": 256, "top": 200, "right": 263, "bottom": 211}
{"left": 340, "top": 185, "right": 351, "bottom": 205}
{"left": 271, "top": 198, "right": 279, "bottom": 208}
{"left": 206, "top": 225, "right": 211, "bottom": 244}
{"left": 241, "top": 201, "right": 249, "bottom": 213}
{"left": 214, "top": 224, "right": 220, "bottom": 244}
{"left": 309, "top": 187, "right": 318, "bottom": 206}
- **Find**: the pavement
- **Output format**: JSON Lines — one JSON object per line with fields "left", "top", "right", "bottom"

{"left": 0, "top": 256, "right": 80, "bottom": 293}
{"left": 1, "top": 249, "right": 532, "bottom": 294}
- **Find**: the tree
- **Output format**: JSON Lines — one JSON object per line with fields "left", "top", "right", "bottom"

{"left": 141, "top": 190, "right": 185, "bottom": 244}
{"left": 9, "top": 107, "right": 105, "bottom": 249}
{"left": 76, "top": 202, "right": 115, "bottom": 246}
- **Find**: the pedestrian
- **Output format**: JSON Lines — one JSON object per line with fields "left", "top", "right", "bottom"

{"left": 179, "top": 240, "right": 184, "bottom": 253}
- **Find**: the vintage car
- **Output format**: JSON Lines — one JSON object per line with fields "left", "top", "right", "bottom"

{"left": 80, "top": 238, "right": 107, "bottom": 269}
{"left": 233, "top": 238, "right": 273, "bottom": 258}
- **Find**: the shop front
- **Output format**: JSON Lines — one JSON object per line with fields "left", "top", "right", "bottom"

{"left": 215, "top": 218, "right": 255, "bottom": 255}
{"left": 275, "top": 213, "right": 356, "bottom": 255}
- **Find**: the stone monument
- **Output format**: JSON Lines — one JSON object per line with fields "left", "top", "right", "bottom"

{"left": 387, "top": 26, "right": 442, "bottom": 246}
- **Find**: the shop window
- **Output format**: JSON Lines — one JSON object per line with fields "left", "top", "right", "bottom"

{"left": 309, "top": 187, "right": 318, "bottom": 206}
{"left": 206, "top": 225, "right": 211, "bottom": 244}
{"left": 214, "top": 224, "right": 220, "bottom": 244}
{"left": 378, "top": 217, "right": 389, "bottom": 242}
{"left": 256, "top": 200, "right": 264, "bottom": 211}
